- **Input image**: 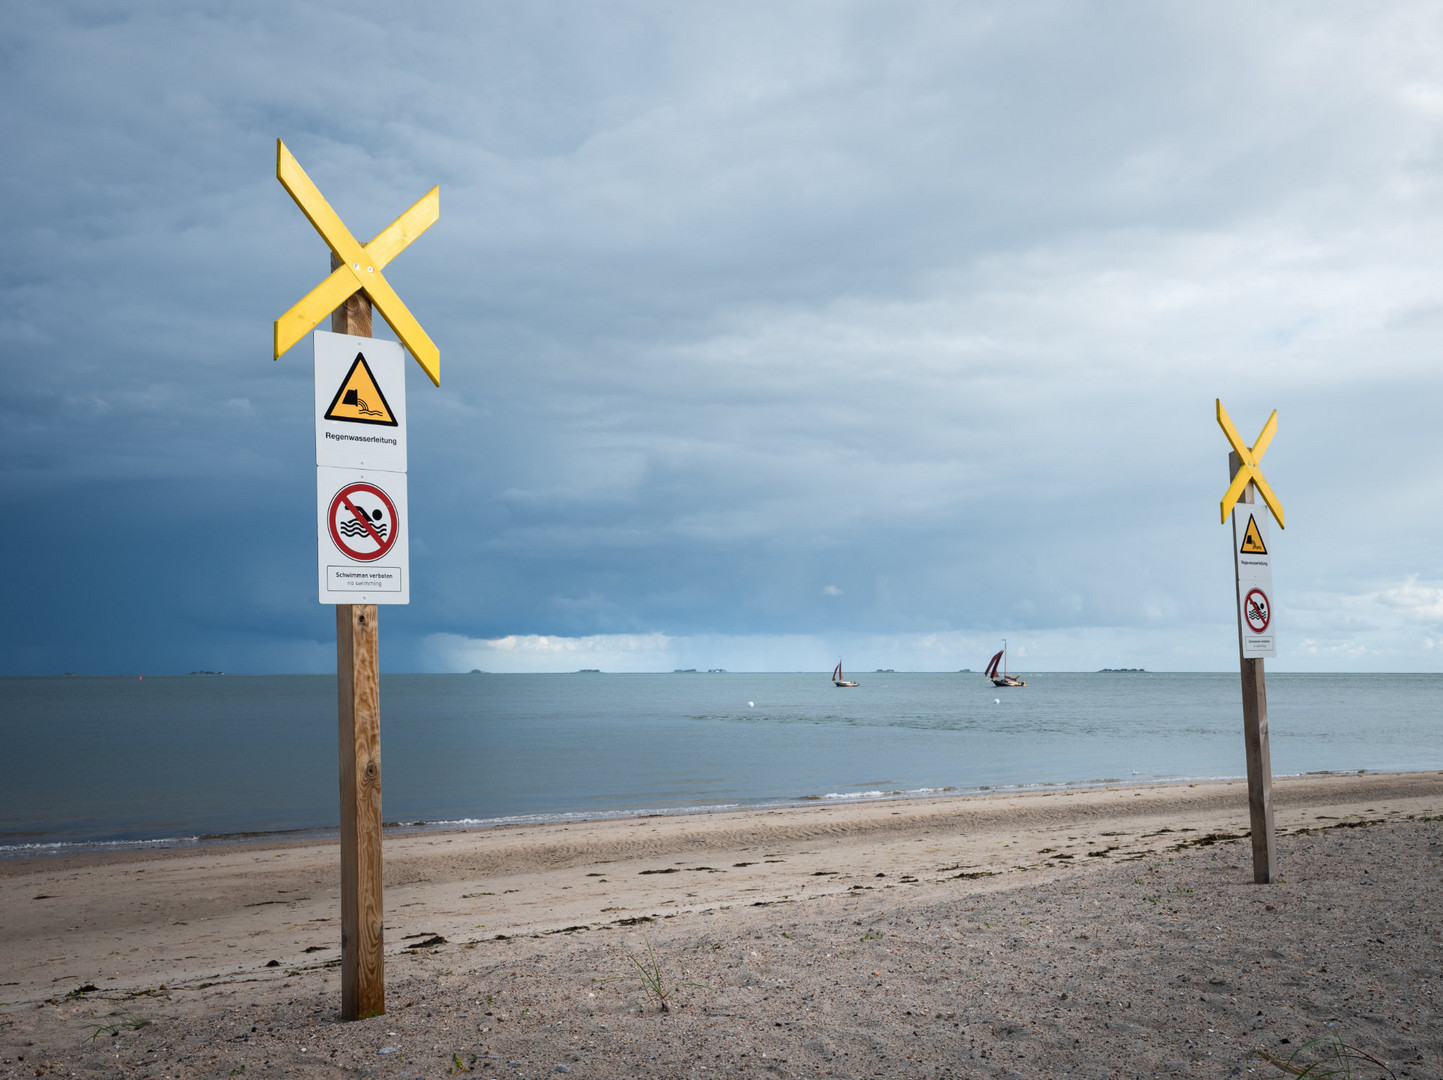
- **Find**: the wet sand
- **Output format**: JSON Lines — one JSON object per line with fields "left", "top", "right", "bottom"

{"left": 2, "top": 772, "right": 1440, "bottom": 1078}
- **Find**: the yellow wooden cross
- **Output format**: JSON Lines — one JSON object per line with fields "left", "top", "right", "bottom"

{"left": 273, "top": 140, "right": 440, "bottom": 385}
{"left": 1217, "top": 399, "right": 1284, "bottom": 528}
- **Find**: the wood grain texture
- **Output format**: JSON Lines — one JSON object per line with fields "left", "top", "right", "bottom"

{"left": 337, "top": 602, "right": 384, "bottom": 1019}
{"left": 1230, "top": 451, "right": 1277, "bottom": 884}
{"left": 333, "top": 270, "right": 383, "bottom": 1019}
{"left": 331, "top": 251, "right": 374, "bottom": 337}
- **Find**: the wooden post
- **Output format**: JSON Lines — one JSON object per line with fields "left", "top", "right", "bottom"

{"left": 1230, "top": 450, "right": 1277, "bottom": 884}
{"left": 333, "top": 256, "right": 385, "bottom": 1019}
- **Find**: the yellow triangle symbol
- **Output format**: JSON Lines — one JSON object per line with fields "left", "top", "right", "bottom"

{"left": 324, "top": 353, "right": 398, "bottom": 427}
{"left": 1240, "top": 514, "right": 1268, "bottom": 555}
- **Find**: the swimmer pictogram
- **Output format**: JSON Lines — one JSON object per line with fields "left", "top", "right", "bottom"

{"left": 1244, "top": 587, "right": 1271, "bottom": 634}
{"left": 327, "top": 481, "right": 399, "bottom": 562}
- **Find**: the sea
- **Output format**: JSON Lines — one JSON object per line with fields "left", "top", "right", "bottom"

{"left": 2, "top": 671, "right": 1440, "bottom": 857}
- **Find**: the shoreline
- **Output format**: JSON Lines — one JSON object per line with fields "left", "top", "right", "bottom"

{"left": 0, "top": 767, "right": 1415, "bottom": 868}
{"left": 3, "top": 770, "right": 1440, "bottom": 1077}
{"left": 3, "top": 771, "right": 1440, "bottom": 971}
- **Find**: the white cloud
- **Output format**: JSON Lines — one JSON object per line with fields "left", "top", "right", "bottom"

{"left": 424, "top": 632, "right": 675, "bottom": 673}
{"left": 421, "top": 626, "right": 1249, "bottom": 673}
{"left": 1378, "top": 576, "right": 1443, "bottom": 623}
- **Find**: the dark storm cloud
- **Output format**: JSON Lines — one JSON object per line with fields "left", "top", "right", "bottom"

{"left": 4, "top": 3, "right": 1443, "bottom": 673}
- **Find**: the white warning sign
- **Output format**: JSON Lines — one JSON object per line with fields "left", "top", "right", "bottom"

{"left": 1232, "top": 505, "right": 1271, "bottom": 581}
{"left": 314, "top": 331, "right": 407, "bottom": 473}
{"left": 317, "top": 466, "right": 410, "bottom": 605}
{"left": 1231, "top": 503, "right": 1275, "bottom": 658}
{"left": 1238, "top": 581, "right": 1276, "bottom": 658}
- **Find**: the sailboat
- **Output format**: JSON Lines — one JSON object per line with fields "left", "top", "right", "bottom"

{"left": 984, "top": 641, "right": 1025, "bottom": 687}
{"left": 832, "top": 660, "right": 859, "bottom": 687}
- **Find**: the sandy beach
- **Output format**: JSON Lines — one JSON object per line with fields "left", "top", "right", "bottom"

{"left": 2, "top": 771, "right": 1440, "bottom": 1078}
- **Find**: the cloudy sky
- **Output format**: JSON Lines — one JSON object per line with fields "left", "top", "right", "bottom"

{"left": 4, "top": 2, "right": 1443, "bottom": 674}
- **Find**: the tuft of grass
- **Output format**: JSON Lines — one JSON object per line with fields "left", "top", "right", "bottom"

{"left": 448, "top": 1051, "right": 477, "bottom": 1073}
{"left": 618, "top": 936, "right": 713, "bottom": 1014}
{"left": 623, "top": 936, "right": 671, "bottom": 1013}
{"left": 84, "top": 1009, "right": 151, "bottom": 1041}
{"left": 1256, "top": 1035, "right": 1395, "bottom": 1079}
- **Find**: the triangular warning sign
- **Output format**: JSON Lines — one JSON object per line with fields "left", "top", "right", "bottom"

{"left": 1240, "top": 513, "right": 1268, "bottom": 555}
{"left": 324, "top": 353, "right": 398, "bottom": 426}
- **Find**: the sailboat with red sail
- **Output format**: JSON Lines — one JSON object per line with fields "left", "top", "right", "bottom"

{"left": 984, "top": 641, "right": 1025, "bottom": 687}
{"left": 832, "top": 661, "right": 859, "bottom": 687}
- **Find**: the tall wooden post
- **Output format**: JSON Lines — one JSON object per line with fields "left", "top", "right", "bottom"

{"left": 333, "top": 257, "right": 385, "bottom": 1019}
{"left": 277, "top": 140, "right": 437, "bottom": 1019}
{"left": 1230, "top": 450, "right": 1277, "bottom": 884}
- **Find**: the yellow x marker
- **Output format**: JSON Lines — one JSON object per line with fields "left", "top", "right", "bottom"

{"left": 1217, "top": 399, "right": 1284, "bottom": 528}
{"left": 274, "top": 140, "right": 440, "bottom": 385}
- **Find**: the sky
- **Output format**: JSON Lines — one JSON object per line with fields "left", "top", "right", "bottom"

{"left": 4, "top": 2, "right": 1443, "bottom": 674}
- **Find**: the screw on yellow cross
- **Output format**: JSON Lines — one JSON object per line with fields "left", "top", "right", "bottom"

{"left": 273, "top": 140, "right": 441, "bottom": 385}
{"left": 1216, "top": 399, "right": 1284, "bottom": 528}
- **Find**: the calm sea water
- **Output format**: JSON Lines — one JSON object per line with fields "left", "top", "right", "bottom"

{"left": 2, "top": 672, "right": 1440, "bottom": 854}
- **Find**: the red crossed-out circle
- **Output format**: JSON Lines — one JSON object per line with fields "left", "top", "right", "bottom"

{"left": 1243, "top": 587, "right": 1271, "bottom": 634}
{"left": 328, "top": 482, "right": 399, "bottom": 562}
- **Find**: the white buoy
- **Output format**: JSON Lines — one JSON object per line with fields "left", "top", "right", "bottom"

{"left": 994, "top": 698, "right": 1001, "bottom": 704}
{"left": 748, "top": 701, "right": 755, "bottom": 708}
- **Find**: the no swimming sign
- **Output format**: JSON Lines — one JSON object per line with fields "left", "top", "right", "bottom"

{"left": 314, "top": 333, "right": 410, "bottom": 605}
{"left": 316, "top": 466, "right": 410, "bottom": 605}
{"left": 1232, "top": 503, "right": 1275, "bottom": 658}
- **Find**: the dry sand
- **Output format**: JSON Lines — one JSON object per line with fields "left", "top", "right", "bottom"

{"left": 2, "top": 772, "right": 1440, "bottom": 1078}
